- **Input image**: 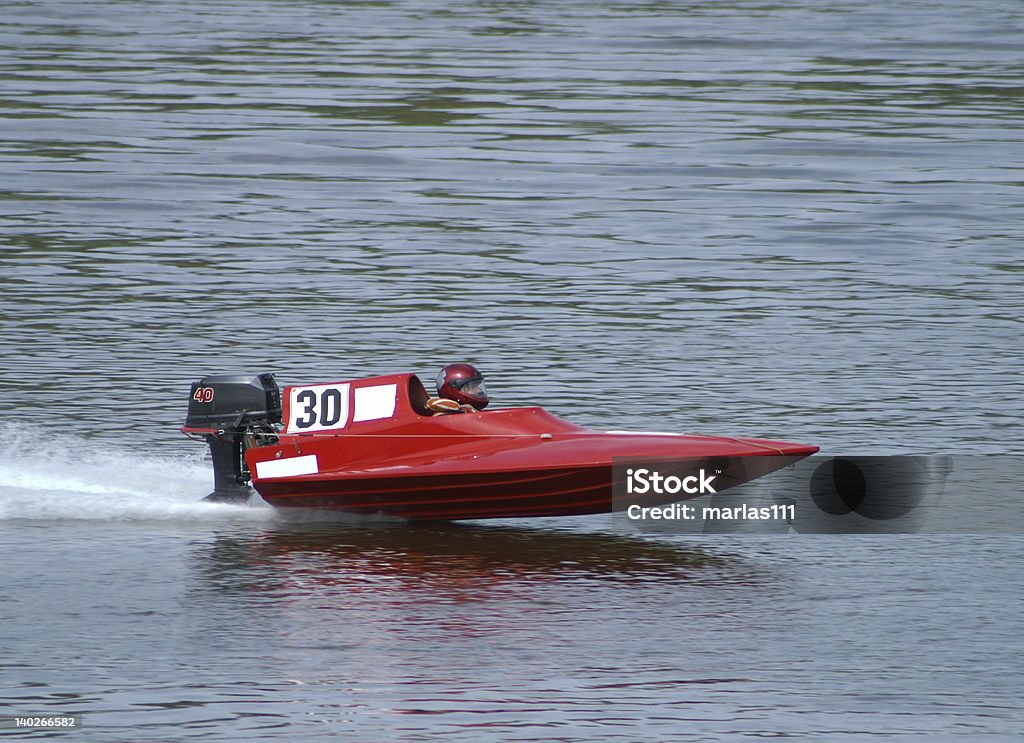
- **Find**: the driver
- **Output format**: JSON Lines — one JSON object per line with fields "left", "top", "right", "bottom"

{"left": 426, "top": 363, "right": 489, "bottom": 414}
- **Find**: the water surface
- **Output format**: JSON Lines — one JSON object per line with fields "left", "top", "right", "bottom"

{"left": 1, "top": 0, "right": 1022, "bottom": 739}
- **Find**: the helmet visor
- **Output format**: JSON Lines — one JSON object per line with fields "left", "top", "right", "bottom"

{"left": 455, "top": 378, "right": 487, "bottom": 399}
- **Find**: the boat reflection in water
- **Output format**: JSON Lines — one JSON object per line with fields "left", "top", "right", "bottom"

{"left": 190, "top": 520, "right": 752, "bottom": 603}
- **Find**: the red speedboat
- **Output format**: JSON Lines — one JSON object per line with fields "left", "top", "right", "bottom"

{"left": 182, "top": 372, "right": 818, "bottom": 520}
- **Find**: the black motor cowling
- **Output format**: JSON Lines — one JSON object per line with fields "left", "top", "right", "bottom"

{"left": 186, "top": 373, "right": 281, "bottom": 429}
{"left": 184, "top": 373, "right": 282, "bottom": 503}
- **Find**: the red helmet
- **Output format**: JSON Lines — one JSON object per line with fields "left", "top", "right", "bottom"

{"left": 436, "top": 363, "right": 489, "bottom": 410}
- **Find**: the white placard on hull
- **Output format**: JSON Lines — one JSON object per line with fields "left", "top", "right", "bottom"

{"left": 353, "top": 383, "right": 398, "bottom": 423}
{"left": 255, "top": 454, "right": 319, "bottom": 479}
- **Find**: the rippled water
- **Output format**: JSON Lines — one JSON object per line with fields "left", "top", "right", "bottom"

{"left": 1, "top": 0, "right": 1022, "bottom": 740}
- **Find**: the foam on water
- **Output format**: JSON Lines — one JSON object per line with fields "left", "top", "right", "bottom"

{"left": 0, "top": 424, "right": 273, "bottom": 521}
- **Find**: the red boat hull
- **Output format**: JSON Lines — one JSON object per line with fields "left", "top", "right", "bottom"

{"left": 243, "top": 373, "right": 818, "bottom": 520}
{"left": 254, "top": 456, "right": 812, "bottom": 520}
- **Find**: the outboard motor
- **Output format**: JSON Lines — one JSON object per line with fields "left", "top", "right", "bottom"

{"left": 182, "top": 373, "right": 282, "bottom": 503}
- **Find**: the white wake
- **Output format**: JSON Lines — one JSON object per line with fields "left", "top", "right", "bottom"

{"left": 0, "top": 425, "right": 272, "bottom": 521}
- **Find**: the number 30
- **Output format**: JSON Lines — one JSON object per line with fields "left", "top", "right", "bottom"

{"left": 294, "top": 388, "right": 344, "bottom": 429}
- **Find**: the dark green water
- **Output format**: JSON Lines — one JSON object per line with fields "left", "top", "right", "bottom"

{"left": 1, "top": 0, "right": 1021, "bottom": 740}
